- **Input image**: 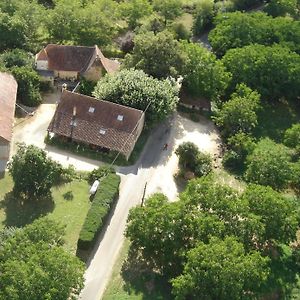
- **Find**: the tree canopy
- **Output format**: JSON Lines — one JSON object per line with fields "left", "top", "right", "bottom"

{"left": 180, "top": 41, "right": 231, "bottom": 101}
{"left": 123, "top": 31, "right": 185, "bottom": 78}
{"left": 93, "top": 69, "right": 179, "bottom": 126}
{"left": 0, "top": 218, "right": 84, "bottom": 300}
{"left": 214, "top": 84, "right": 261, "bottom": 137}
{"left": 222, "top": 44, "right": 300, "bottom": 101}
{"left": 8, "top": 144, "right": 64, "bottom": 198}
{"left": 245, "top": 138, "right": 292, "bottom": 189}
{"left": 209, "top": 12, "right": 300, "bottom": 57}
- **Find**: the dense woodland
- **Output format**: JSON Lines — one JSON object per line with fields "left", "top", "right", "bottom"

{"left": 1, "top": 0, "right": 300, "bottom": 299}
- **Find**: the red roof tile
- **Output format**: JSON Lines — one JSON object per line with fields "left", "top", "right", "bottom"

{"left": 48, "top": 91, "right": 144, "bottom": 157}
{"left": 0, "top": 73, "right": 17, "bottom": 142}
{"left": 36, "top": 44, "right": 120, "bottom": 74}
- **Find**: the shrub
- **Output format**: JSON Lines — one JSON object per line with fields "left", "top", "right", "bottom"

{"left": 87, "top": 166, "right": 115, "bottom": 185}
{"left": 77, "top": 173, "right": 120, "bottom": 250}
{"left": 194, "top": 152, "right": 212, "bottom": 177}
{"left": 284, "top": 123, "right": 300, "bottom": 148}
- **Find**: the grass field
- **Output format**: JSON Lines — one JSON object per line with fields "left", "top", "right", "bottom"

{"left": 0, "top": 173, "right": 90, "bottom": 253}
{"left": 103, "top": 240, "right": 172, "bottom": 300}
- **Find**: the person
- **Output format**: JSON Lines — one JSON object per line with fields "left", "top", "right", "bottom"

{"left": 163, "top": 143, "right": 168, "bottom": 150}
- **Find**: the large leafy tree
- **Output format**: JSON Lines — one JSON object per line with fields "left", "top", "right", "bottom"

{"left": 0, "top": 49, "right": 33, "bottom": 68}
{"left": 245, "top": 138, "right": 292, "bottom": 189}
{"left": 119, "top": 0, "right": 153, "bottom": 29}
{"left": 264, "top": 0, "right": 299, "bottom": 18}
{"left": 93, "top": 69, "right": 179, "bottom": 126}
{"left": 0, "top": 218, "right": 84, "bottom": 300}
{"left": 152, "top": 0, "right": 183, "bottom": 25}
{"left": 172, "top": 236, "right": 269, "bottom": 300}
{"left": 209, "top": 12, "right": 300, "bottom": 57}
{"left": 180, "top": 41, "right": 231, "bottom": 101}
{"left": 284, "top": 123, "right": 300, "bottom": 148}
{"left": 8, "top": 144, "right": 62, "bottom": 199}
{"left": 123, "top": 30, "right": 185, "bottom": 78}
{"left": 11, "top": 66, "right": 41, "bottom": 106}
{"left": 214, "top": 84, "right": 261, "bottom": 137}
{"left": 243, "top": 185, "right": 299, "bottom": 245}
{"left": 222, "top": 44, "right": 300, "bottom": 101}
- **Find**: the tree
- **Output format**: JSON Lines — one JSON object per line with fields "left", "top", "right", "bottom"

{"left": 123, "top": 31, "right": 185, "bottom": 78}
{"left": 1, "top": 49, "right": 33, "bottom": 68}
{"left": 152, "top": 0, "right": 183, "bottom": 25}
{"left": 8, "top": 144, "right": 63, "bottom": 199}
{"left": 119, "top": 0, "right": 153, "bottom": 29}
{"left": 209, "top": 12, "right": 300, "bottom": 57}
{"left": 214, "top": 84, "right": 261, "bottom": 137}
{"left": 180, "top": 41, "right": 231, "bottom": 101}
{"left": 222, "top": 132, "right": 256, "bottom": 172}
{"left": 93, "top": 69, "right": 179, "bottom": 126}
{"left": 243, "top": 184, "right": 299, "bottom": 245}
{"left": 245, "top": 138, "right": 292, "bottom": 189}
{"left": 192, "top": 0, "right": 215, "bottom": 35}
{"left": 175, "top": 142, "right": 212, "bottom": 177}
{"left": 222, "top": 44, "right": 300, "bottom": 100}
{"left": 264, "top": 0, "right": 299, "bottom": 18}
{"left": 172, "top": 236, "right": 269, "bottom": 300}
{"left": 284, "top": 123, "right": 300, "bottom": 148}
{"left": 0, "top": 218, "right": 84, "bottom": 300}
{"left": 11, "top": 66, "right": 41, "bottom": 106}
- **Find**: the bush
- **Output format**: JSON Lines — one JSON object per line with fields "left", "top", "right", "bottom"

{"left": 176, "top": 142, "right": 212, "bottom": 177}
{"left": 88, "top": 166, "right": 115, "bottom": 185}
{"left": 77, "top": 173, "right": 120, "bottom": 250}
{"left": 171, "top": 22, "right": 191, "bottom": 41}
{"left": 284, "top": 123, "right": 300, "bottom": 148}
{"left": 194, "top": 152, "right": 212, "bottom": 177}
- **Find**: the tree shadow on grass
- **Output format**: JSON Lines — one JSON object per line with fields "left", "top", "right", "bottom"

{"left": 121, "top": 247, "right": 173, "bottom": 300}
{"left": 0, "top": 192, "right": 55, "bottom": 227}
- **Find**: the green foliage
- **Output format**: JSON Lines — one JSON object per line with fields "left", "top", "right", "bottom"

{"left": 119, "top": 0, "right": 153, "bottom": 29}
{"left": 8, "top": 144, "right": 64, "bottom": 199}
{"left": 171, "top": 22, "right": 192, "bottom": 41}
{"left": 243, "top": 184, "right": 299, "bottom": 244}
{"left": 126, "top": 176, "right": 300, "bottom": 297}
{"left": 175, "top": 142, "right": 212, "bottom": 177}
{"left": 93, "top": 69, "right": 179, "bottom": 127}
{"left": 78, "top": 173, "right": 120, "bottom": 250}
{"left": 222, "top": 132, "right": 256, "bottom": 172}
{"left": 192, "top": 0, "right": 215, "bottom": 35}
{"left": 230, "top": 0, "right": 264, "bottom": 10}
{"left": 78, "top": 77, "right": 96, "bottom": 96}
{"left": 137, "top": 12, "right": 165, "bottom": 34}
{"left": 180, "top": 41, "right": 231, "bottom": 101}
{"left": 264, "top": 0, "right": 299, "bottom": 18}
{"left": 88, "top": 166, "right": 115, "bottom": 185}
{"left": 172, "top": 236, "right": 269, "bottom": 300}
{"left": 11, "top": 66, "right": 41, "bottom": 106}
{"left": 284, "top": 123, "right": 300, "bottom": 148}
{"left": 0, "top": 218, "right": 85, "bottom": 300}
{"left": 245, "top": 138, "right": 292, "bottom": 189}
{"left": 0, "top": 49, "right": 33, "bottom": 68}
{"left": 222, "top": 44, "right": 300, "bottom": 101}
{"left": 214, "top": 84, "right": 261, "bottom": 137}
{"left": 153, "top": 0, "right": 183, "bottom": 24}
{"left": 291, "top": 160, "right": 300, "bottom": 193}
{"left": 209, "top": 12, "right": 300, "bottom": 56}
{"left": 123, "top": 31, "right": 185, "bottom": 78}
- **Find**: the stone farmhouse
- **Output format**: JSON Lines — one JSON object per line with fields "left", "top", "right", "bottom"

{"left": 0, "top": 73, "right": 17, "bottom": 176}
{"left": 35, "top": 44, "right": 120, "bottom": 84}
{"left": 48, "top": 90, "right": 144, "bottom": 160}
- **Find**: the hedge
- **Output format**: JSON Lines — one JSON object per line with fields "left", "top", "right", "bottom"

{"left": 77, "top": 173, "right": 121, "bottom": 251}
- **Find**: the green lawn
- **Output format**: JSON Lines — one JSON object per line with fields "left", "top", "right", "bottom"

{"left": 103, "top": 240, "right": 172, "bottom": 300}
{"left": 0, "top": 173, "right": 90, "bottom": 253}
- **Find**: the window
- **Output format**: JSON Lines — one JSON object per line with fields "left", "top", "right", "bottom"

{"left": 117, "top": 115, "right": 124, "bottom": 121}
{"left": 89, "top": 107, "right": 95, "bottom": 113}
{"left": 70, "top": 119, "right": 77, "bottom": 126}
{"left": 99, "top": 129, "right": 106, "bottom": 135}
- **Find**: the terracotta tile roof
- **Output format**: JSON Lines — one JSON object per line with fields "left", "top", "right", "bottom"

{"left": 0, "top": 73, "right": 17, "bottom": 142}
{"left": 48, "top": 91, "right": 143, "bottom": 157}
{"left": 36, "top": 44, "right": 120, "bottom": 74}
